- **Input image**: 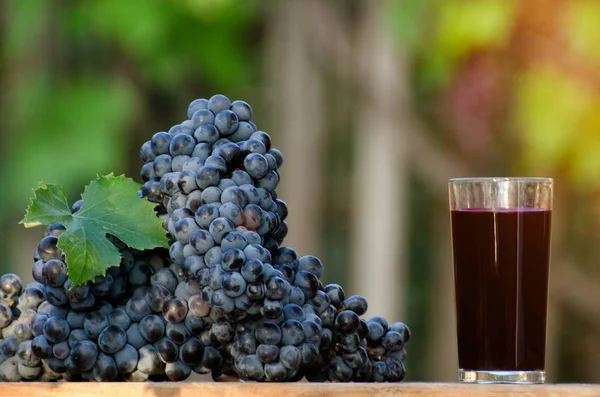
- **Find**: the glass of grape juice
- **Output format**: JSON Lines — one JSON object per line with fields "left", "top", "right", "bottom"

{"left": 448, "top": 177, "right": 553, "bottom": 384}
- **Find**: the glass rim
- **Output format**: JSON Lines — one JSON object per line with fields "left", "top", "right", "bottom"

{"left": 449, "top": 177, "right": 553, "bottom": 184}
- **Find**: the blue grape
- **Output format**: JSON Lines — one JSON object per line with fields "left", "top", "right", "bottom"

{"left": 203, "top": 246, "right": 223, "bottom": 268}
{"left": 244, "top": 153, "right": 269, "bottom": 179}
{"left": 217, "top": 179, "right": 237, "bottom": 192}
{"left": 325, "top": 284, "right": 345, "bottom": 309}
{"left": 153, "top": 154, "right": 172, "bottom": 178}
{"left": 214, "top": 110, "right": 239, "bottom": 136}
{"left": 63, "top": 280, "right": 90, "bottom": 302}
{"left": 195, "top": 166, "right": 221, "bottom": 189}
{"left": 268, "top": 148, "right": 283, "bottom": 168}
{"left": 162, "top": 297, "right": 188, "bottom": 324}
{"left": 208, "top": 94, "right": 231, "bottom": 114}
{"left": 344, "top": 295, "right": 368, "bottom": 316}
{"left": 0, "top": 303, "right": 13, "bottom": 328}
{"left": 151, "top": 132, "right": 171, "bottom": 155}
{"left": 171, "top": 155, "right": 191, "bottom": 172}
{"left": 214, "top": 142, "right": 242, "bottom": 165}
{"left": 211, "top": 320, "right": 234, "bottom": 343}
{"left": 30, "top": 335, "right": 51, "bottom": 359}
{"left": 70, "top": 340, "right": 98, "bottom": 371}
{"left": 189, "top": 229, "right": 215, "bottom": 255}
{"left": 193, "top": 125, "right": 219, "bottom": 145}
{"left": 221, "top": 273, "right": 247, "bottom": 298}
{"left": 256, "top": 344, "right": 279, "bottom": 363}
{"left": 36, "top": 236, "right": 62, "bottom": 262}
{"left": 182, "top": 157, "right": 204, "bottom": 173}
{"left": 256, "top": 170, "right": 279, "bottom": 192}
{"left": 221, "top": 231, "right": 247, "bottom": 250}
{"left": 166, "top": 322, "right": 191, "bottom": 344}
{"left": 165, "top": 360, "right": 191, "bottom": 381}
{"left": 135, "top": 315, "right": 165, "bottom": 344}
{"left": 255, "top": 322, "right": 281, "bottom": 345}
{"left": 229, "top": 121, "right": 255, "bottom": 142}
{"left": 218, "top": 204, "right": 244, "bottom": 227}
{"left": 283, "top": 304, "right": 305, "bottom": 322}
{"left": 141, "top": 162, "right": 157, "bottom": 181}
{"left": 265, "top": 277, "right": 288, "bottom": 300}
{"left": 140, "top": 141, "right": 156, "bottom": 162}
{"left": 249, "top": 131, "right": 271, "bottom": 151}
{"left": 205, "top": 155, "right": 227, "bottom": 174}
{"left": 221, "top": 186, "right": 249, "bottom": 208}
{"left": 160, "top": 172, "right": 181, "bottom": 196}
{"left": 281, "top": 320, "right": 304, "bottom": 346}
{"left": 92, "top": 352, "right": 118, "bottom": 381}
{"left": 113, "top": 344, "right": 138, "bottom": 374}
{"left": 188, "top": 98, "right": 209, "bottom": 119}
{"left": 210, "top": 290, "right": 234, "bottom": 313}
{"left": 209, "top": 217, "right": 236, "bottom": 244}
{"left": 154, "top": 337, "right": 178, "bottom": 363}
{"left": 138, "top": 344, "right": 165, "bottom": 375}
{"left": 221, "top": 248, "right": 245, "bottom": 272}
{"left": 231, "top": 170, "right": 253, "bottom": 186}
{"left": 230, "top": 100, "right": 252, "bottom": 121}
{"left": 279, "top": 345, "right": 301, "bottom": 370}
{"left": 237, "top": 354, "right": 263, "bottom": 381}
{"left": 169, "top": 123, "right": 194, "bottom": 136}
{"left": 242, "top": 139, "right": 266, "bottom": 155}
{"left": 179, "top": 337, "right": 204, "bottom": 366}
{"left": 125, "top": 323, "right": 146, "bottom": 350}
{"left": 125, "top": 296, "right": 151, "bottom": 323}
{"left": 169, "top": 134, "right": 195, "bottom": 157}
{"left": 242, "top": 204, "right": 263, "bottom": 231}
{"left": 177, "top": 170, "right": 198, "bottom": 194}
{"left": 191, "top": 109, "right": 215, "bottom": 129}
{"left": 43, "top": 316, "right": 70, "bottom": 343}
{"left": 389, "top": 322, "right": 411, "bottom": 344}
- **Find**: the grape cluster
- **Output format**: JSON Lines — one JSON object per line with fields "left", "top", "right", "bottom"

{"left": 134, "top": 95, "right": 411, "bottom": 382}
{"left": 3, "top": 93, "right": 411, "bottom": 383}
{"left": 0, "top": 274, "right": 61, "bottom": 381}
{"left": 139, "top": 94, "right": 287, "bottom": 255}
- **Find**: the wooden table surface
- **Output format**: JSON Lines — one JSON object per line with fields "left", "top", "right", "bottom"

{"left": 0, "top": 383, "right": 599, "bottom": 397}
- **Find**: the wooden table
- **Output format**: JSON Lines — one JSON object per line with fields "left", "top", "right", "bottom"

{"left": 0, "top": 383, "right": 598, "bottom": 397}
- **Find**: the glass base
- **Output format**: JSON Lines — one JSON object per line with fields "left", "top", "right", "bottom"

{"left": 459, "top": 369, "right": 545, "bottom": 384}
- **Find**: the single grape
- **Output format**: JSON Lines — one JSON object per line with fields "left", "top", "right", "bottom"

{"left": 151, "top": 132, "right": 172, "bottom": 155}
{"left": 195, "top": 166, "right": 221, "bottom": 190}
{"left": 169, "top": 134, "right": 195, "bottom": 157}
{"left": 43, "top": 316, "right": 70, "bottom": 343}
{"left": 191, "top": 109, "right": 215, "bottom": 129}
{"left": 138, "top": 344, "right": 165, "bottom": 375}
{"left": 208, "top": 94, "right": 231, "bottom": 114}
{"left": 162, "top": 297, "right": 188, "bottom": 324}
{"left": 244, "top": 153, "right": 269, "bottom": 179}
{"left": 214, "top": 110, "right": 239, "bottom": 136}
{"left": 114, "top": 344, "right": 138, "bottom": 374}
{"left": 193, "top": 125, "right": 219, "bottom": 145}
{"left": 70, "top": 340, "right": 99, "bottom": 371}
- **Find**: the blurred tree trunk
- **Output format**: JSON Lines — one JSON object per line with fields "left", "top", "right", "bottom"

{"left": 348, "top": 0, "right": 408, "bottom": 321}
{"left": 263, "top": 0, "right": 324, "bottom": 259}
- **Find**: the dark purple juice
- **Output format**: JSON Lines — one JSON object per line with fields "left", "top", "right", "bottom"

{"left": 451, "top": 208, "right": 552, "bottom": 371}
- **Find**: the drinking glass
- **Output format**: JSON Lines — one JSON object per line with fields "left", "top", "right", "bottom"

{"left": 449, "top": 177, "right": 553, "bottom": 384}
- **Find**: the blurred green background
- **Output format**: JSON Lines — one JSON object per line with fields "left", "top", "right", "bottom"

{"left": 2, "top": 0, "right": 600, "bottom": 383}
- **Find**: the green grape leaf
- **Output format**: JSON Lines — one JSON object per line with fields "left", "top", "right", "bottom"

{"left": 21, "top": 174, "right": 169, "bottom": 285}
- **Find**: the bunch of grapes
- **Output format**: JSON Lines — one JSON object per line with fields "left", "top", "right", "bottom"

{"left": 1, "top": 93, "right": 410, "bottom": 383}
{"left": 135, "top": 94, "right": 410, "bottom": 382}
{"left": 0, "top": 273, "right": 61, "bottom": 381}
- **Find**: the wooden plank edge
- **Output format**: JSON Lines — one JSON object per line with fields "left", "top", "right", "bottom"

{"left": 0, "top": 382, "right": 599, "bottom": 397}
